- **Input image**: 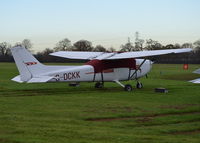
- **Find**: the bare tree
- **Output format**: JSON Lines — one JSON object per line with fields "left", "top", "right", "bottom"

{"left": 145, "top": 39, "right": 162, "bottom": 50}
{"left": 145, "top": 39, "right": 154, "bottom": 50}
{"left": 165, "top": 44, "right": 174, "bottom": 49}
{"left": 153, "top": 43, "right": 163, "bottom": 50}
{"left": 193, "top": 39, "right": 200, "bottom": 51}
{"left": 21, "top": 39, "right": 32, "bottom": 50}
{"left": 181, "top": 43, "right": 193, "bottom": 48}
{"left": 135, "top": 32, "right": 144, "bottom": 51}
{"left": 120, "top": 43, "right": 134, "bottom": 52}
{"left": 93, "top": 45, "right": 106, "bottom": 52}
{"left": 73, "top": 40, "right": 93, "bottom": 51}
{"left": 174, "top": 43, "right": 181, "bottom": 49}
{"left": 135, "top": 39, "right": 144, "bottom": 51}
{"left": 120, "top": 37, "right": 135, "bottom": 52}
{"left": 54, "top": 38, "right": 72, "bottom": 51}
{"left": 0, "top": 42, "right": 11, "bottom": 56}
{"left": 107, "top": 47, "right": 116, "bottom": 52}
{"left": 41, "top": 48, "right": 54, "bottom": 55}
{"left": 36, "top": 48, "right": 55, "bottom": 62}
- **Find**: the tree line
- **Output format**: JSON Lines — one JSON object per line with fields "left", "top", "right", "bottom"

{"left": 0, "top": 38, "right": 200, "bottom": 63}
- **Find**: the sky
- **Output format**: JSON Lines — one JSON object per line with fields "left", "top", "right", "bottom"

{"left": 0, "top": 0, "right": 200, "bottom": 51}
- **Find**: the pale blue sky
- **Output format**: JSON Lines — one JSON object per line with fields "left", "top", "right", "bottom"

{"left": 0, "top": 0, "right": 200, "bottom": 51}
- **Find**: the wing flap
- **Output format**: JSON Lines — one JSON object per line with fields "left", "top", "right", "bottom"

{"left": 50, "top": 51, "right": 104, "bottom": 60}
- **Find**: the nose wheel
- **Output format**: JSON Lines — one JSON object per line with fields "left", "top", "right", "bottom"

{"left": 113, "top": 80, "right": 133, "bottom": 91}
{"left": 124, "top": 84, "right": 133, "bottom": 91}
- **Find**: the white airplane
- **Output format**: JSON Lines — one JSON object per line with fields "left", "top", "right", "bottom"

{"left": 11, "top": 46, "right": 192, "bottom": 91}
{"left": 189, "top": 68, "right": 200, "bottom": 83}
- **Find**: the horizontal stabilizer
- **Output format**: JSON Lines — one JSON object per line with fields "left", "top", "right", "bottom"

{"left": 189, "top": 78, "right": 200, "bottom": 84}
{"left": 12, "top": 75, "right": 24, "bottom": 83}
{"left": 27, "top": 76, "right": 54, "bottom": 83}
{"left": 12, "top": 75, "right": 54, "bottom": 83}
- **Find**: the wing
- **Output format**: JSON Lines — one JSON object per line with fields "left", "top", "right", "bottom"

{"left": 50, "top": 48, "right": 192, "bottom": 60}
{"left": 193, "top": 68, "right": 200, "bottom": 74}
{"left": 188, "top": 68, "right": 200, "bottom": 84}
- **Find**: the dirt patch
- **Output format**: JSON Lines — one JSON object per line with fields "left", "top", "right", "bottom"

{"left": 83, "top": 106, "right": 152, "bottom": 114}
{"left": 83, "top": 106, "right": 134, "bottom": 113}
{"left": 160, "top": 104, "right": 200, "bottom": 110}
{"left": 0, "top": 138, "right": 21, "bottom": 143}
{"left": 135, "top": 117, "right": 153, "bottom": 123}
{"left": 0, "top": 88, "right": 78, "bottom": 97}
{"left": 144, "top": 118, "right": 200, "bottom": 127}
{"left": 86, "top": 111, "right": 200, "bottom": 122}
{"left": 104, "top": 106, "right": 133, "bottom": 113}
{"left": 168, "top": 129, "right": 200, "bottom": 135}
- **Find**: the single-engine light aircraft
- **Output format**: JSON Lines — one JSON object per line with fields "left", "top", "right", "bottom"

{"left": 189, "top": 68, "right": 200, "bottom": 83}
{"left": 11, "top": 46, "right": 192, "bottom": 91}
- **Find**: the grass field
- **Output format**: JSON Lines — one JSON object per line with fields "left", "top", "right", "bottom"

{"left": 0, "top": 62, "right": 200, "bottom": 143}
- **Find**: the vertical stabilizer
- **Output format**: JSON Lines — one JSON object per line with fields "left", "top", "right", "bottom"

{"left": 11, "top": 46, "right": 46, "bottom": 82}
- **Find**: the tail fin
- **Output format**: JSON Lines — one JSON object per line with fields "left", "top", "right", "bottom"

{"left": 11, "top": 46, "right": 46, "bottom": 82}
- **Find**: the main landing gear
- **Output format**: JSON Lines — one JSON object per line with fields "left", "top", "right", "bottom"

{"left": 95, "top": 82, "right": 104, "bottom": 88}
{"left": 136, "top": 81, "right": 143, "bottom": 89}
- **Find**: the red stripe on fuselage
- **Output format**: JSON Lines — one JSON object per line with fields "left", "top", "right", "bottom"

{"left": 85, "top": 69, "right": 114, "bottom": 74}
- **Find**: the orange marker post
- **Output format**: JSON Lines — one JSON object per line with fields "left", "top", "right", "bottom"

{"left": 183, "top": 64, "right": 189, "bottom": 70}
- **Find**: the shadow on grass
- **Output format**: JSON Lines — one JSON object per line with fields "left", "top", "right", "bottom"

{"left": 0, "top": 86, "right": 123, "bottom": 97}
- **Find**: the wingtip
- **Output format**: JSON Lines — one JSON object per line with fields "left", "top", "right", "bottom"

{"left": 10, "top": 46, "right": 24, "bottom": 50}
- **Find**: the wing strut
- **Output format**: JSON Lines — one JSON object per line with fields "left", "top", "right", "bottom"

{"left": 94, "top": 71, "right": 105, "bottom": 88}
{"left": 130, "top": 59, "right": 147, "bottom": 80}
{"left": 101, "top": 72, "right": 104, "bottom": 84}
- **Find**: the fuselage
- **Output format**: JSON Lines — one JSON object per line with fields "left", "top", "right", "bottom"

{"left": 42, "top": 59, "right": 152, "bottom": 82}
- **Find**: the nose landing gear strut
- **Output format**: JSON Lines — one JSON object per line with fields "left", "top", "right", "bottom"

{"left": 114, "top": 80, "right": 133, "bottom": 91}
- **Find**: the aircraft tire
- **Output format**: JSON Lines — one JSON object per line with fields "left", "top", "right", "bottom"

{"left": 136, "top": 82, "right": 143, "bottom": 89}
{"left": 95, "top": 82, "right": 103, "bottom": 88}
{"left": 124, "top": 84, "right": 133, "bottom": 91}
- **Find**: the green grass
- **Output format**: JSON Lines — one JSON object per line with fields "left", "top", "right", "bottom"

{"left": 0, "top": 62, "right": 200, "bottom": 143}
